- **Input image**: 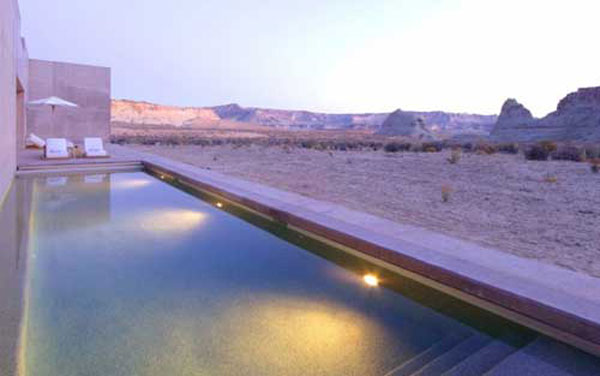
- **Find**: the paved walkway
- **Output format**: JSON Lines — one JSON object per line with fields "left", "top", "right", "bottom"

{"left": 17, "top": 144, "right": 140, "bottom": 169}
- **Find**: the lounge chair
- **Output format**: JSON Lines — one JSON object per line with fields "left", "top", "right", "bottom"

{"left": 45, "top": 138, "right": 70, "bottom": 159}
{"left": 26, "top": 133, "right": 46, "bottom": 149}
{"left": 84, "top": 137, "right": 109, "bottom": 158}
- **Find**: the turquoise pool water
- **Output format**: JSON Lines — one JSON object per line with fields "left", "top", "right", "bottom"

{"left": 20, "top": 171, "right": 531, "bottom": 375}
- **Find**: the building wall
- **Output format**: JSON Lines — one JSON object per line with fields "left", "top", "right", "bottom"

{"left": 0, "top": 1, "right": 29, "bottom": 374}
{"left": 16, "top": 37, "right": 29, "bottom": 149}
{"left": 27, "top": 59, "right": 111, "bottom": 143}
{"left": 0, "top": 0, "right": 28, "bottom": 205}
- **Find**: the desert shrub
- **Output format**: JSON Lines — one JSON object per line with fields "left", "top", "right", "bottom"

{"left": 461, "top": 142, "right": 474, "bottom": 152}
{"left": 447, "top": 148, "right": 462, "bottom": 164}
{"left": 300, "top": 140, "right": 316, "bottom": 149}
{"left": 524, "top": 144, "right": 550, "bottom": 161}
{"left": 164, "top": 135, "right": 182, "bottom": 145}
{"left": 551, "top": 145, "right": 587, "bottom": 162}
{"left": 540, "top": 140, "right": 558, "bottom": 153}
{"left": 384, "top": 142, "right": 412, "bottom": 153}
{"left": 441, "top": 185, "right": 453, "bottom": 203}
{"left": 110, "top": 135, "right": 128, "bottom": 145}
{"left": 384, "top": 142, "right": 399, "bottom": 152}
{"left": 191, "top": 138, "right": 210, "bottom": 146}
{"left": 421, "top": 141, "right": 444, "bottom": 152}
{"left": 367, "top": 142, "right": 383, "bottom": 151}
{"left": 474, "top": 143, "right": 498, "bottom": 155}
{"left": 346, "top": 141, "right": 361, "bottom": 151}
{"left": 497, "top": 142, "right": 520, "bottom": 154}
{"left": 334, "top": 142, "right": 348, "bottom": 151}
{"left": 584, "top": 145, "right": 600, "bottom": 159}
{"left": 140, "top": 137, "right": 157, "bottom": 145}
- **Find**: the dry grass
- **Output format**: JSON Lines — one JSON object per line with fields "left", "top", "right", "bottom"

{"left": 447, "top": 149, "right": 462, "bottom": 164}
{"left": 543, "top": 174, "right": 558, "bottom": 183}
{"left": 441, "top": 185, "right": 453, "bottom": 202}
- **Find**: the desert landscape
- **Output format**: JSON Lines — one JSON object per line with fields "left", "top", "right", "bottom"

{"left": 111, "top": 86, "right": 600, "bottom": 278}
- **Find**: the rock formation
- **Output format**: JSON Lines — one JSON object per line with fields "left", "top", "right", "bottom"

{"left": 112, "top": 100, "right": 496, "bottom": 135}
{"left": 112, "top": 99, "right": 219, "bottom": 127}
{"left": 497, "top": 99, "right": 534, "bottom": 126}
{"left": 376, "top": 109, "right": 434, "bottom": 139}
{"left": 491, "top": 87, "right": 600, "bottom": 141}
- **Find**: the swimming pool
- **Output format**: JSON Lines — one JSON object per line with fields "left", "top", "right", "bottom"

{"left": 18, "top": 171, "right": 534, "bottom": 375}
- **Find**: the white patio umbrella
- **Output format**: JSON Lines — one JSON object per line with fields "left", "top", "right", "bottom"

{"left": 28, "top": 96, "right": 78, "bottom": 112}
{"left": 28, "top": 96, "right": 78, "bottom": 134}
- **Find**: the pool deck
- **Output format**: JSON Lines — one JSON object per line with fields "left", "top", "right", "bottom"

{"left": 17, "top": 145, "right": 142, "bottom": 172}
{"left": 11, "top": 144, "right": 600, "bottom": 369}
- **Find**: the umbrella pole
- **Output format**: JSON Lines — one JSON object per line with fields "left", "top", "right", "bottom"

{"left": 51, "top": 104, "right": 55, "bottom": 135}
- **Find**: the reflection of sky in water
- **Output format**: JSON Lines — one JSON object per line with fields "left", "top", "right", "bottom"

{"left": 24, "top": 172, "right": 488, "bottom": 375}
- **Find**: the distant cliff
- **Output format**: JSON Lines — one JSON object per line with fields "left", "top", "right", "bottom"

{"left": 112, "top": 99, "right": 497, "bottom": 135}
{"left": 112, "top": 99, "right": 220, "bottom": 127}
{"left": 491, "top": 87, "right": 600, "bottom": 141}
{"left": 211, "top": 103, "right": 387, "bottom": 129}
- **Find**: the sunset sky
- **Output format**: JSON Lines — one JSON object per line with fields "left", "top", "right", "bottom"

{"left": 20, "top": 0, "right": 600, "bottom": 116}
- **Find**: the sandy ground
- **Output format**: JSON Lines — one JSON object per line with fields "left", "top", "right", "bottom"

{"left": 132, "top": 144, "right": 600, "bottom": 277}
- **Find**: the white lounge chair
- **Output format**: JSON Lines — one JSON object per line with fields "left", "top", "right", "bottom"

{"left": 26, "top": 133, "right": 46, "bottom": 149}
{"left": 84, "top": 137, "right": 109, "bottom": 158}
{"left": 45, "top": 138, "right": 70, "bottom": 159}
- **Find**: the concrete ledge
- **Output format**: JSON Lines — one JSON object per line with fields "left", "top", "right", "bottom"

{"left": 113, "top": 145, "right": 600, "bottom": 356}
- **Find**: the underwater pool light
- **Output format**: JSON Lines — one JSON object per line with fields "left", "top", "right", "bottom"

{"left": 363, "top": 274, "right": 379, "bottom": 287}
{"left": 216, "top": 202, "right": 223, "bottom": 208}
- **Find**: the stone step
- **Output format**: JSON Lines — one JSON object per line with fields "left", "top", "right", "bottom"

{"left": 442, "top": 339, "right": 518, "bottom": 376}
{"left": 484, "top": 337, "right": 600, "bottom": 376}
{"left": 384, "top": 335, "right": 467, "bottom": 376}
{"left": 410, "top": 334, "right": 492, "bottom": 376}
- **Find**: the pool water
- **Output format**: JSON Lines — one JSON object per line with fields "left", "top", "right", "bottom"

{"left": 20, "top": 171, "right": 532, "bottom": 375}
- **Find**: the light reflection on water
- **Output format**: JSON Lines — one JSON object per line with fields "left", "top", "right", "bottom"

{"left": 21, "top": 172, "right": 526, "bottom": 376}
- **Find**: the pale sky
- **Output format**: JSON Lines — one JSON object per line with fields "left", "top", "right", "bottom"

{"left": 20, "top": 0, "right": 600, "bottom": 116}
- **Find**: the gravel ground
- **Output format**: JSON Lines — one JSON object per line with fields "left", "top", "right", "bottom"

{"left": 132, "top": 144, "right": 600, "bottom": 277}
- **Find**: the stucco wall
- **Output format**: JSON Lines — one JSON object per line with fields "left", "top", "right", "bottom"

{"left": 27, "top": 59, "right": 111, "bottom": 143}
{"left": 0, "top": 0, "right": 28, "bottom": 204}
{"left": 0, "top": 2, "right": 28, "bottom": 375}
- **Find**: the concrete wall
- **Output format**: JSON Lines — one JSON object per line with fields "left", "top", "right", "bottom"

{"left": 0, "top": 0, "right": 28, "bottom": 204}
{"left": 16, "top": 38, "right": 29, "bottom": 149}
{"left": 27, "top": 59, "right": 111, "bottom": 143}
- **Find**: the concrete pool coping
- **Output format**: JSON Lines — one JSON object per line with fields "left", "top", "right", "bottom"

{"left": 14, "top": 144, "right": 600, "bottom": 357}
